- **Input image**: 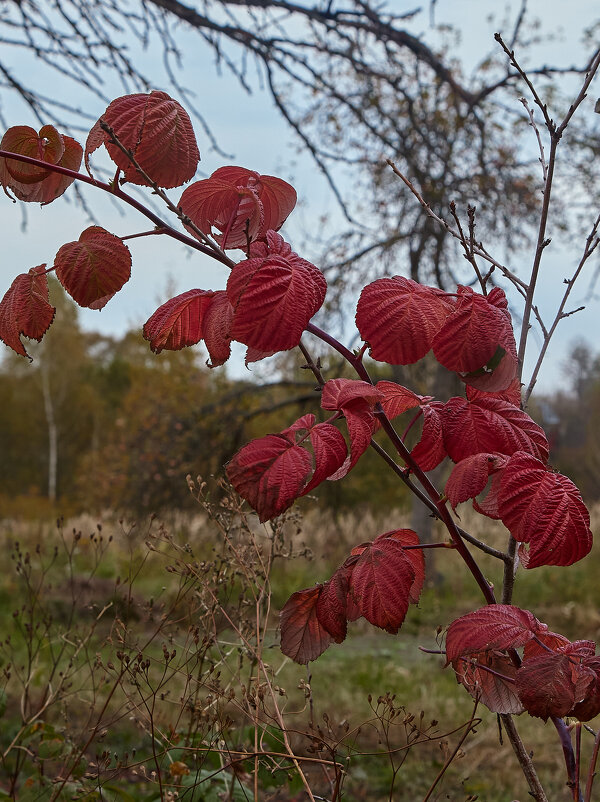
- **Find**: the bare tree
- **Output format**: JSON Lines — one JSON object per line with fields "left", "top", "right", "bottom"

{"left": 1, "top": 0, "right": 599, "bottom": 295}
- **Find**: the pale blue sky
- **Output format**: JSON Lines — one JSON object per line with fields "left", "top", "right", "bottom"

{"left": 0, "top": 0, "right": 599, "bottom": 393}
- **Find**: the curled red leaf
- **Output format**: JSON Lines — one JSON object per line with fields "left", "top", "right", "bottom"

{"left": 410, "top": 402, "right": 447, "bottom": 472}
{"left": 0, "top": 266, "right": 55, "bottom": 359}
{"left": 445, "top": 452, "right": 508, "bottom": 509}
{"left": 321, "top": 379, "right": 383, "bottom": 477}
{"left": 143, "top": 289, "right": 218, "bottom": 354}
{"left": 280, "top": 586, "right": 332, "bottom": 664}
{"left": 179, "top": 167, "right": 296, "bottom": 249}
{"left": 0, "top": 126, "right": 82, "bottom": 203}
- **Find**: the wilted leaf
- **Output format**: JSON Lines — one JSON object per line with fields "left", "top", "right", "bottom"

{"left": 454, "top": 650, "right": 524, "bottom": 714}
{"left": 0, "top": 266, "right": 55, "bottom": 359}
{"left": 280, "top": 586, "right": 332, "bottom": 664}
{"left": 0, "top": 126, "right": 82, "bottom": 203}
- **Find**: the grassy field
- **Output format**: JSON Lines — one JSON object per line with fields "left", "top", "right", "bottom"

{"left": 0, "top": 498, "right": 599, "bottom": 801}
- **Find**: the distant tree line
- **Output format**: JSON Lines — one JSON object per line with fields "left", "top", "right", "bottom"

{"left": 0, "top": 282, "right": 409, "bottom": 517}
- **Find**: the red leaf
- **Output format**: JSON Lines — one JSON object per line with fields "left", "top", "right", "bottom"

{"left": 445, "top": 452, "right": 508, "bottom": 509}
{"left": 445, "top": 604, "right": 547, "bottom": 664}
{"left": 180, "top": 179, "right": 263, "bottom": 249}
{"left": 356, "top": 277, "right": 451, "bottom": 365}
{"left": 524, "top": 633, "right": 596, "bottom": 661}
{"left": 280, "top": 586, "right": 332, "bottom": 664}
{"left": 466, "top": 377, "right": 522, "bottom": 407}
{"left": 54, "top": 226, "right": 132, "bottom": 309}
{"left": 410, "top": 403, "right": 447, "bottom": 472}
{"left": 350, "top": 539, "right": 415, "bottom": 633}
{"left": 180, "top": 169, "right": 296, "bottom": 249}
{"left": 375, "top": 380, "right": 424, "bottom": 420}
{"left": 227, "top": 239, "right": 326, "bottom": 352}
{"left": 571, "top": 658, "right": 600, "bottom": 722}
{"left": 375, "top": 529, "right": 425, "bottom": 604}
{"left": 517, "top": 653, "right": 580, "bottom": 720}
{"left": 498, "top": 452, "right": 593, "bottom": 568}
{"left": 321, "top": 378, "right": 383, "bottom": 411}
{"left": 202, "top": 290, "right": 233, "bottom": 367}
{"left": 211, "top": 167, "right": 297, "bottom": 238}
{"left": 472, "top": 472, "right": 503, "bottom": 520}
{"left": 0, "top": 127, "right": 82, "bottom": 203}
{"left": 432, "top": 286, "right": 512, "bottom": 375}
{"left": 321, "top": 379, "right": 383, "bottom": 478}
{"left": 143, "top": 289, "right": 217, "bottom": 353}
{"left": 441, "top": 396, "right": 549, "bottom": 464}
{"left": 86, "top": 91, "right": 200, "bottom": 188}
{"left": 226, "top": 434, "right": 312, "bottom": 522}
{"left": 1, "top": 125, "right": 63, "bottom": 184}
{"left": 316, "top": 561, "right": 357, "bottom": 642}
{"left": 453, "top": 651, "right": 524, "bottom": 715}
{"left": 302, "top": 422, "right": 348, "bottom": 495}
{"left": 461, "top": 346, "right": 519, "bottom": 394}
{"left": 0, "top": 266, "right": 55, "bottom": 359}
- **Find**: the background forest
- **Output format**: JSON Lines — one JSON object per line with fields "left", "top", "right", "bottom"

{"left": 1, "top": 279, "right": 598, "bottom": 519}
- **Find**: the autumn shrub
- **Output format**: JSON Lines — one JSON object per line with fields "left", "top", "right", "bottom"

{"left": 1, "top": 43, "right": 600, "bottom": 802}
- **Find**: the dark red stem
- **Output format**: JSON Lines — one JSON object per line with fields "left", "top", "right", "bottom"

{"left": 306, "top": 322, "right": 496, "bottom": 606}
{"left": 0, "top": 149, "right": 231, "bottom": 267}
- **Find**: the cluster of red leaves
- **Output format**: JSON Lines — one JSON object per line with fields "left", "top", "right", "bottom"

{"left": 228, "top": 371, "right": 591, "bottom": 569}
{"left": 0, "top": 93, "right": 310, "bottom": 362}
{"left": 143, "top": 231, "right": 326, "bottom": 365}
{"left": 357, "top": 281, "right": 517, "bottom": 393}
{"left": 280, "top": 529, "right": 425, "bottom": 664}
{"left": 226, "top": 378, "right": 397, "bottom": 520}
{"left": 179, "top": 166, "right": 296, "bottom": 250}
{"left": 447, "top": 605, "right": 600, "bottom": 721}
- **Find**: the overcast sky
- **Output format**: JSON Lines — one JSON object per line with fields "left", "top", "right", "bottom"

{"left": 0, "top": 0, "right": 599, "bottom": 393}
